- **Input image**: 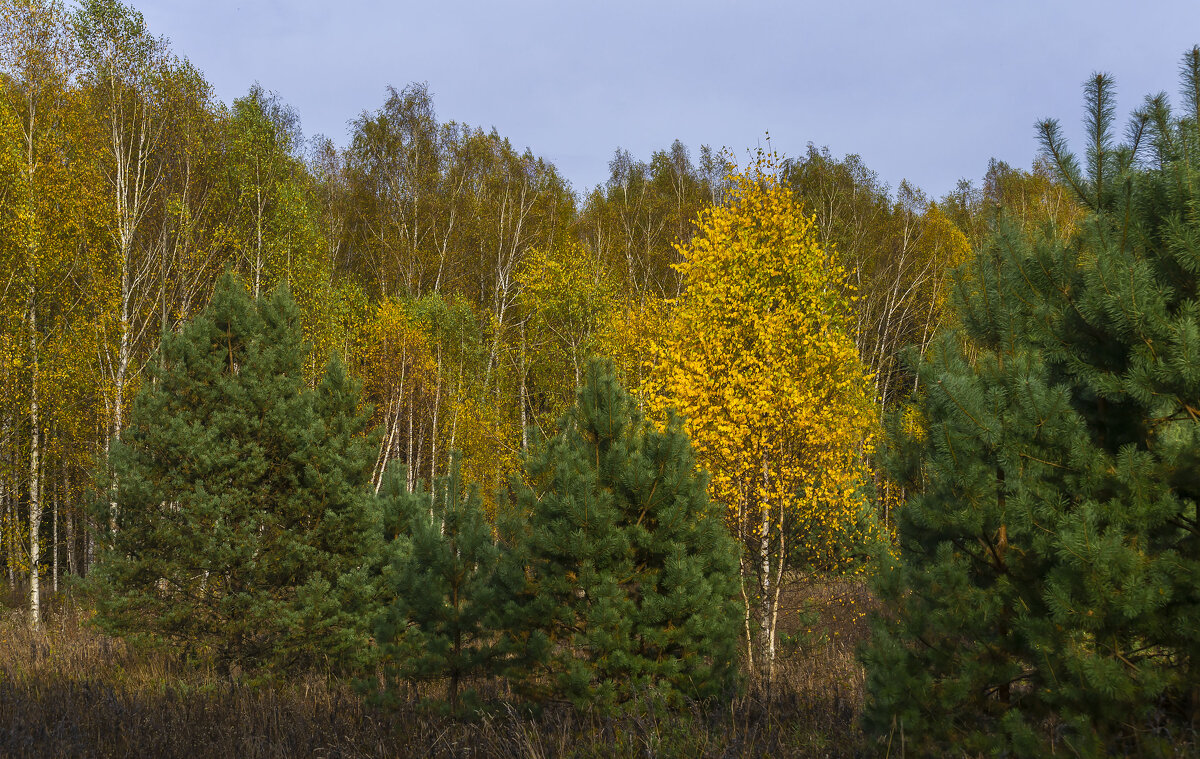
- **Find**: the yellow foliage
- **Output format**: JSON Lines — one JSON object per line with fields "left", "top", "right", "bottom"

{"left": 515, "top": 240, "right": 617, "bottom": 424}
{"left": 918, "top": 203, "right": 972, "bottom": 325}
{"left": 648, "top": 151, "right": 879, "bottom": 573}
{"left": 359, "top": 297, "right": 518, "bottom": 514}
{"left": 594, "top": 295, "right": 671, "bottom": 399}
{"left": 360, "top": 298, "right": 440, "bottom": 422}
{"left": 304, "top": 278, "right": 371, "bottom": 381}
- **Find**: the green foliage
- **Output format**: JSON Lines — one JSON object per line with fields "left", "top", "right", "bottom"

{"left": 89, "top": 273, "right": 381, "bottom": 676}
{"left": 222, "top": 85, "right": 315, "bottom": 296}
{"left": 516, "top": 240, "right": 617, "bottom": 432}
{"left": 375, "top": 455, "right": 502, "bottom": 712}
{"left": 864, "top": 53, "right": 1200, "bottom": 756}
{"left": 505, "top": 359, "right": 742, "bottom": 709}
{"left": 72, "top": 0, "right": 156, "bottom": 69}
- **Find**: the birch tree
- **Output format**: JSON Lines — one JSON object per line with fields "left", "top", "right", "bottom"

{"left": 783, "top": 147, "right": 971, "bottom": 412}
{"left": 73, "top": 0, "right": 170, "bottom": 448}
{"left": 578, "top": 140, "right": 713, "bottom": 301}
{"left": 0, "top": 0, "right": 80, "bottom": 627}
{"left": 649, "top": 152, "right": 878, "bottom": 685}
{"left": 224, "top": 85, "right": 302, "bottom": 298}
{"left": 345, "top": 83, "right": 463, "bottom": 299}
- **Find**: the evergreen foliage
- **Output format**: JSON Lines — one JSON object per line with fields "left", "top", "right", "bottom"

{"left": 864, "top": 52, "right": 1200, "bottom": 755}
{"left": 505, "top": 358, "right": 742, "bottom": 708}
{"left": 375, "top": 455, "right": 502, "bottom": 711}
{"left": 90, "top": 273, "right": 381, "bottom": 676}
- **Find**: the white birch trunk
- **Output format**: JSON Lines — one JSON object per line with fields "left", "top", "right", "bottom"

{"left": 65, "top": 478, "right": 76, "bottom": 578}
{"left": 769, "top": 497, "right": 788, "bottom": 687}
{"left": 519, "top": 322, "right": 529, "bottom": 451}
{"left": 374, "top": 395, "right": 400, "bottom": 495}
{"left": 28, "top": 302, "right": 40, "bottom": 629}
{"left": 430, "top": 346, "right": 441, "bottom": 484}
{"left": 52, "top": 474, "right": 58, "bottom": 594}
{"left": 407, "top": 395, "right": 415, "bottom": 491}
{"left": 255, "top": 181, "right": 262, "bottom": 298}
{"left": 758, "top": 455, "right": 777, "bottom": 684}
{"left": 0, "top": 442, "right": 8, "bottom": 586}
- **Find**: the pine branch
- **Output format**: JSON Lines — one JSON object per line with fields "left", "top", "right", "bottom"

{"left": 1037, "top": 118, "right": 1090, "bottom": 208}
{"left": 1180, "top": 45, "right": 1200, "bottom": 129}
{"left": 1086, "top": 72, "right": 1117, "bottom": 208}
{"left": 1139, "top": 93, "right": 1174, "bottom": 168}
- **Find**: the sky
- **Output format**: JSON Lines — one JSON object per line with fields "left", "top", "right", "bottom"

{"left": 134, "top": 0, "right": 1200, "bottom": 201}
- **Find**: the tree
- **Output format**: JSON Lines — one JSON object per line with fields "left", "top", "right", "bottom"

{"left": 216, "top": 83, "right": 335, "bottom": 336}
{"left": 577, "top": 140, "right": 716, "bottom": 301}
{"left": 361, "top": 296, "right": 443, "bottom": 493}
{"left": 223, "top": 85, "right": 301, "bottom": 299}
{"left": 345, "top": 82, "right": 458, "bottom": 300}
{"left": 153, "top": 58, "right": 225, "bottom": 333}
{"left": 458, "top": 129, "right": 573, "bottom": 439}
{"left": 218, "top": 84, "right": 338, "bottom": 380}
{"left": 0, "top": 38, "right": 32, "bottom": 595}
{"left": 783, "top": 146, "right": 971, "bottom": 414}
{"left": 342, "top": 88, "right": 575, "bottom": 493}
{"left": 864, "top": 56, "right": 1200, "bottom": 755}
{"left": 649, "top": 151, "right": 879, "bottom": 684}
{"left": 90, "top": 273, "right": 380, "bottom": 676}
{"left": 506, "top": 359, "right": 741, "bottom": 708}
{"left": 375, "top": 455, "right": 501, "bottom": 711}
{"left": 515, "top": 239, "right": 617, "bottom": 440}
{"left": 0, "top": 0, "right": 88, "bottom": 627}
{"left": 74, "top": 0, "right": 172, "bottom": 455}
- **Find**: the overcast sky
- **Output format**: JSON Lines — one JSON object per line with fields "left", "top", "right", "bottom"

{"left": 134, "top": 1, "right": 1200, "bottom": 200}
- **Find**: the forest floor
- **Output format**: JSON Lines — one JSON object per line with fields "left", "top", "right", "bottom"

{"left": 0, "top": 577, "right": 881, "bottom": 758}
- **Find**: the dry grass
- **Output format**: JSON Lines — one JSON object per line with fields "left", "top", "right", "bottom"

{"left": 0, "top": 579, "right": 876, "bottom": 758}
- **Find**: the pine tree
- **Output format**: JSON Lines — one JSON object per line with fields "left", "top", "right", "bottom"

{"left": 90, "top": 273, "right": 380, "bottom": 676}
{"left": 506, "top": 359, "right": 741, "bottom": 708}
{"left": 375, "top": 455, "right": 502, "bottom": 711}
{"left": 863, "top": 53, "right": 1200, "bottom": 755}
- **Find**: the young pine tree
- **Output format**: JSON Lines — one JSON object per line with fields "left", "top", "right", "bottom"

{"left": 864, "top": 54, "right": 1200, "bottom": 755}
{"left": 375, "top": 455, "right": 502, "bottom": 712}
{"left": 91, "top": 273, "right": 381, "bottom": 676}
{"left": 505, "top": 359, "right": 741, "bottom": 708}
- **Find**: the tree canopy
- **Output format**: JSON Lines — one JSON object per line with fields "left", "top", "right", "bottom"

{"left": 863, "top": 55, "right": 1200, "bottom": 755}
{"left": 649, "top": 151, "right": 880, "bottom": 682}
{"left": 90, "top": 274, "right": 381, "bottom": 676}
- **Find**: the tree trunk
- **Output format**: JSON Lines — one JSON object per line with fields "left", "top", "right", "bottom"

{"left": 0, "top": 440, "right": 9, "bottom": 586}
{"left": 407, "top": 381, "right": 415, "bottom": 492}
{"left": 111, "top": 258, "right": 131, "bottom": 532}
{"left": 29, "top": 301, "right": 41, "bottom": 629}
{"left": 758, "top": 455, "right": 778, "bottom": 686}
{"left": 758, "top": 504, "right": 772, "bottom": 680}
{"left": 448, "top": 359, "right": 462, "bottom": 465}
{"left": 769, "top": 498, "right": 788, "bottom": 687}
{"left": 254, "top": 179, "right": 263, "bottom": 298}
{"left": 52, "top": 473, "right": 58, "bottom": 594}
{"left": 739, "top": 560, "right": 755, "bottom": 672}
{"left": 519, "top": 322, "right": 529, "bottom": 451}
{"left": 374, "top": 395, "right": 400, "bottom": 494}
{"left": 430, "top": 346, "right": 441, "bottom": 484}
{"left": 734, "top": 481, "right": 755, "bottom": 671}
{"left": 66, "top": 484, "right": 76, "bottom": 578}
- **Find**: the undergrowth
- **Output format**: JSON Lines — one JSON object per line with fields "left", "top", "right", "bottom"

{"left": 0, "top": 577, "right": 875, "bottom": 758}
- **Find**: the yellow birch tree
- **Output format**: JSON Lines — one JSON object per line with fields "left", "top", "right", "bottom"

{"left": 648, "top": 151, "right": 878, "bottom": 684}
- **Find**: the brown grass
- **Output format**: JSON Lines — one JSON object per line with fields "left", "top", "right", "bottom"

{"left": 0, "top": 579, "right": 876, "bottom": 759}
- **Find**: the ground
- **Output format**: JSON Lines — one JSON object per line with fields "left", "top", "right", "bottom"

{"left": 0, "top": 577, "right": 879, "bottom": 758}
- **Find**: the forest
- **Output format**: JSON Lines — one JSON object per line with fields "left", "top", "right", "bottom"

{"left": 2, "top": 1, "right": 1199, "bottom": 757}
